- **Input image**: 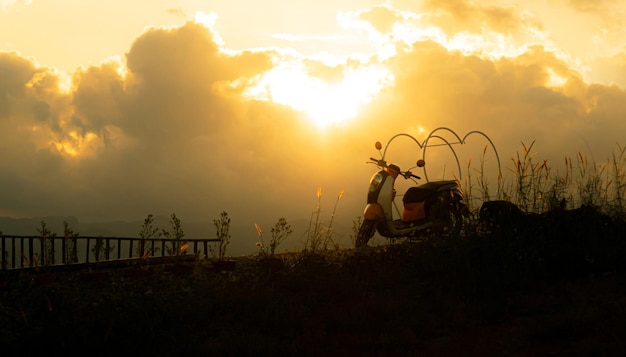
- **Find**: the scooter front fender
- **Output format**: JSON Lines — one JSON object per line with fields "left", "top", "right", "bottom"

{"left": 363, "top": 203, "right": 384, "bottom": 221}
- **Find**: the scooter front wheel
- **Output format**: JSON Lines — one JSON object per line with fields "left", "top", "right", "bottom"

{"left": 355, "top": 218, "right": 377, "bottom": 248}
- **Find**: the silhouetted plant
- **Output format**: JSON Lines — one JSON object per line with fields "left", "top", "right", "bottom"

{"left": 304, "top": 187, "right": 344, "bottom": 252}
{"left": 36, "top": 221, "right": 56, "bottom": 266}
{"left": 162, "top": 213, "right": 186, "bottom": 256}
{"left": 210, "top": 211, "right": 231, "bottom": 260}
{"left": 575, "top": 152, "right": 605, "bottom": 208}
{"left": 609, "top": 145, "right": 626, "bottom": 217}
{"left": 467, "top": 145, "right": 507, "bottom": 211}
{"left": 254, "top": 223, "right": 266, "bottom": 257}
{"left": 91, "top": 236, "right": 114, "bottom": 261}
{"left": 138, "top": 214, "right": 162, "bottom": 257}
{"left": 486, "top": 141, "right": 626, "bottom": 221}
{"left": 269, "top": 217, "right": 292, "bottom": 256}
{"left": 349, "top": 216, "right": 362, "bottom": 247}
{"left": 324, "top": 189, "right": 344, "bottom": 249}
{"left": 0, "top": 229, "right": 4, "bottom": 269}
{"left": 63, "top": 221, "right": 79, "bottom": 263}
{"left": 0, "top": 230, "right": 3, "bottom": 269}
{"left": 305, "top": 186, "right": 324, "bottom": 252}
{"left": 508, "top": 141, "right": 551, "bottom": 213}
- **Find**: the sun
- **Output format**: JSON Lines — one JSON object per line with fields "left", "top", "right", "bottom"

{"left": 245, "top": 60, "right": 393, "bottom": 130}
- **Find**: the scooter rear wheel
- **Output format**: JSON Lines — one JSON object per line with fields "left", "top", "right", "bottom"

{"left": 438, "top": 207, "right": 463, "bottom": 238}
{"left": 448, "top": 208, "right": 463, "bottom": 238}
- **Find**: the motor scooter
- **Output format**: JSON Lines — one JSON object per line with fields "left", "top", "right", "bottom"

{"left": 355, "top": 143, "right": 469, "bottom": 248}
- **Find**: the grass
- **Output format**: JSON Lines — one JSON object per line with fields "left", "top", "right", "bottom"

{"left": 3, "top": 142, "right": 626, "bottom": 355}
{"left": 463, "top": 141, "right": 626, "bottom": 218}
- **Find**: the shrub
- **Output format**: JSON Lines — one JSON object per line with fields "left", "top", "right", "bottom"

{"left": 211, "top": 211, "right": 231, "bottom": 260}
{"left": 137, "top": 214, "right": 162, "bottom": 257}
{"left": 162, "top": 213, "right": 186, "bottom": 256}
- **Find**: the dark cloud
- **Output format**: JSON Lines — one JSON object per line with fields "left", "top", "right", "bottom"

{"left": 72, "top": 62, "right": 125, "bottom": 132}
{"left": 0, "top": 21, "right": 363, "bottom": 226}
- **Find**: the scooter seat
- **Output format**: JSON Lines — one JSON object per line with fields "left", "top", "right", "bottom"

{"left": 403, "top": 181, "right": 458, "bottom": 203}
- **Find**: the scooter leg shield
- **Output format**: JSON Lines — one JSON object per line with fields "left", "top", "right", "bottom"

{"left": 355, "top": 218, "right": 377, "bottom": 248}
{"left": 362, "top": 203, "right": 384, "bottom": 221}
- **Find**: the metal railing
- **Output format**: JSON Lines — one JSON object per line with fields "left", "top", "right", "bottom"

{"left": 0, "top": 235, "right": 221, "bottom": 270}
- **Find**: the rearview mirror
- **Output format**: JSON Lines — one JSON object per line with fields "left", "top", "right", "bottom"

{"left": 416, "top": 159, "right": 425, "bottom": 167}
{"left": 375, "top": 141, "right": 382, "bottom": 150}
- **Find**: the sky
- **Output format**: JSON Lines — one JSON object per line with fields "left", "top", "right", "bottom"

{"left": 1, "top": 0, "right": 626, "bottom": 242}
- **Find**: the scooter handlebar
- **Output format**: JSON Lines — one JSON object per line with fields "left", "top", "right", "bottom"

{"left": 368, "top": 157, "right": 421, "bottom": 180}
{"left": 402, "top": 171, "right": 421, "bottom": 180}
{"left": 369, "top": 157, "right": 386, "bottom": 166}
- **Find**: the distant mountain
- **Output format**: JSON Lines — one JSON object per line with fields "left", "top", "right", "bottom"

{"left": 0, "top": 215, "right": 354, "bottom": 257}
{"left": 0, "top": 215, "right": 217, "bottom": 238}
{"left": 0, "top": 216, "right": 80, "bottom": 236}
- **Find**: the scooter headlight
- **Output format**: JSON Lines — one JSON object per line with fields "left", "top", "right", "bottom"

{"left": 369, "top": 173, "right": 383, "bottom": 192}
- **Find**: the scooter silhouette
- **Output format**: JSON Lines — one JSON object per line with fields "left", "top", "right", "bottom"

{"left": 355, "top": 142, "right": 469, "bottom": 247}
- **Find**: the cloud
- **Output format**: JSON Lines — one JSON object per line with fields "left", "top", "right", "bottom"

{"left": 166, "top": 7, "right": 186, "bottom": 18}
{"left": 420, "top": 0, "right": 543, "bottom": 36}
{"left": 566, "top": 0, "right": 618, "bottom": 13}
{"left": 0, "top": 20, "right": 363, "bottom": 225}
{"left": 356, "top": 4, "right": 404, "bottom": 34}
{"left": 355, "top": 39, "right": 626, "bottom": 175}
{"left": 1, "top": 4, "right": 626, "bottom": 239}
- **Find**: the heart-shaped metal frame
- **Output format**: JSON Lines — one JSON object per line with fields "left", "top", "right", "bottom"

{"left": 379, "top": 127, "right": 502, "bottom": 195}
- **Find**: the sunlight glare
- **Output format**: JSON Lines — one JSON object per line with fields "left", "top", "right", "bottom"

{"left": 53, "top": 131, "right": 98, "bottom": 157}
{"left": 245, "top": 61, "right": 393, "bottom": 130}
{"left": 545, "top": 67, "right": 568, "bottom": 87}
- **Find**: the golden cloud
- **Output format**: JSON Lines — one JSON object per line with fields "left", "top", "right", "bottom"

{"left": 1, "top": 4, "right": 626, "bottom": 226}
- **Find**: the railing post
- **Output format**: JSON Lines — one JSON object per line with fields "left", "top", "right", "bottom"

{"left": 71, "top": 237, "right": 78, "bottom": 263}
{"left": 1, "top": 236, "right": 5, "bottom": 270}
{"left": 39, "top": 237, "right": 45, "bottom": 266}
{"left": 105, "top": 239, "right": 110, "bottom": 260}
{"left": 12, "top": 237, "right": 16, "bottom": 269}
{"left": 50, "top": 238, "right": 55, "bottom": 265}
{"left": 62, "top": 236, "right": 66, "bottom": 264}
{"left": 2, "top": 236, "right": 219, "bottom": 270}
{"left": 94, "top": 238, "right": 100, "bottom": 262}
{"left": 85, "top": 237, "right": 90, "bottom": 263}
{"left": 28, "top": 237, "right": 34, "bottom": 267}
{"left": 21, "top": 238, "right": 25, "bottom": 268}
